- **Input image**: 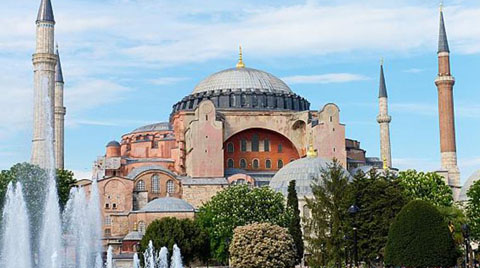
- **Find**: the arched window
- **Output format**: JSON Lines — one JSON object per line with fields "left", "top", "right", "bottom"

{"left": 112, "top": 203, "right": 117, "bottom": 210}
{"left": 135, "top": 180, "right": 145, "bottom": 191}
{"left": 105, "top": 216, "right": 111, "bottom": 226}
{"left": 138, "top": 221, "right": 146, "bottom": 234}
{"left": 252, "top": 134, "right": 259, "bottom": 152}
{"left": 252, "top": 159, "right": 259, "bottom": 169}
{"left": 264, "top": 139, "right": 270, "bottom": 152}
{"left": 227, "top": 142, "right": 234, "bottom": 153}
{"left": 105, "top": 203, "right": 110, "bottom": 209}
{"left": 151, "top": 175, "right": 160, "bottom": 193}
{"left": 227, "top": 159, "right": 234, "bottom": 168}
{"left": 167, "top": 180, "right": 175, "bottom": 194}
{"left": 278, "top": 144, "right": 283, "bottom": 153}
{"left": 104, "top": 229, "right": 111, "bottom": 237}
{"left": 240, "top": 159, "right": 247, "bottom": 169}
{"left": 265, "top": 159, "right": 272, "bottom": 169}
{"left": 278, "top": 160, "right": 284, "bottom": 169}
{"left": 240, "top": 139, "right": 247, "bottom": 152}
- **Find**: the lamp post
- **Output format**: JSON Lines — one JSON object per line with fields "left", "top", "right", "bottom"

{"left": 462, "top": 224, "right": 470, "bottom": 268}
{"left": 348, "top": 204, "right": 360, "bottom": 268}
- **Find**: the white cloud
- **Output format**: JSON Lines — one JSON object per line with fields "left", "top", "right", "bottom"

{"left": 403, "top": 68, "right": 425, "bottom": 73}
{"left": 282, "top": 73, "right": 370, "bottom": 84}
{"left": 65, "top": 79, "right": 132, "bottom": 114}
{"left": 150, "top": 77, "right": 189, "bottom": 85}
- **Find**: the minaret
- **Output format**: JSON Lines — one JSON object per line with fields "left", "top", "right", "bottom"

{"left": 435, "top": 5, "right": 460, "bottom": 198}
{"left": 54, "top": 45, "right": 66, "bottom": 170}
{"left": 31, "top": 0, "right": 57, "bottom": 169}
{"left": 376, "top": 59, "right": 392, "bottom": 168}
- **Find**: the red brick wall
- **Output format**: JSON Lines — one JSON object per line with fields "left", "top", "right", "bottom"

{"left": 224, "top": 128, "right": 299, "bottom": 171}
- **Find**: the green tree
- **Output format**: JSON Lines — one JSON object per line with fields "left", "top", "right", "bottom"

{"left": 397, "top": 169, "right": 453, "bottom": 207}
{"left": 56, "top": 169, "right": 77, "bottom": 209}
{"left": 287, "top": 180, "right": 304, "bottom": 265}
{"left": 229, "top": 223, "right": 296, "bottom": 268}
{"left": 304, "top": 160, "right": 350, "bottom": 268}
{"left": 139, "top": 217, "right": 209, "bottom": 266}
{"left": 385, "top": 200, "right": 458, "bottom": 267}
{"left": 466, "top": 180, "right": 480, "bottom": 240}
{"left": 197, "top": 185, "right": 288, "bottom": 264}
{"left": 347, "top": 169, "right": 407, "bottom": 266}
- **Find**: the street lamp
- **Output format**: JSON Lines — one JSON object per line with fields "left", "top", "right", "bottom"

{"left": 462, "top": 224, "right": 470, "bottom": 268}
{"left": 348, "top": 204, "right": 360, "bottom": 268}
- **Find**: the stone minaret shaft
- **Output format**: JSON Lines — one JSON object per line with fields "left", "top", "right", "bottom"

{"left": 376, "top": 63, "right": 392, "bottom": 168}
{"left": 435, "top": 8, "right": 460, "bottom": 195}
{"left": 55, "top": 46, "right": 66, "bottom": 169}
{"left": 31, "top": 0, "right": 57, "bottom": 169}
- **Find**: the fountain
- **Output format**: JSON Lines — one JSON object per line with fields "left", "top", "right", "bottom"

{"left": 157, "top": 247, "right": 169, "bottom": 268}
{"left": 171, "top": 244, "right": 183, "bottom": 268}
{"left": 0, "top": 183, "right": 32, "bottom": 268}
{"left": 144, "top": 240, "right": 156, "bottom": 268}
{"left": 133, "top": 253, "right": 140, "bottom": 268}
{"left": 106, "top": 246, "right": 113, "bottom": 268}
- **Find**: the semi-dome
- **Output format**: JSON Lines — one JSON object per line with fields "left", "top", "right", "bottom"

{"left": 269, "top": 152, "right": 352, "bottom": 198}
{"left": 459, "top": 170, "right": 480, "bottom": 201}
{"left": 193, "top": 67, "right": 292, "bottom": 94}
{"left": 139, "top": 197, "right": 195, "bottom": 212}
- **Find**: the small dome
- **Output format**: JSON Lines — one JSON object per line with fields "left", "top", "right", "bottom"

{"left": 139, "top": 197, "right": 195, "bottom": 213}
{"left": 193, "top": 67, "right": 292, "bottom": 94}
{"left": 123, "top": 231, "right": 143, "bottom": 241}
{"left": 131, "top": 122, "right": 171, "bottom": 134}
{"left": 106, "top": 140, "right": 120, "bottom": 147}
{"left": 459, "top": 170, "right": 480, "bottom": 201}
{"left": 269, "top": 157, "right": 352, "bottom": 198}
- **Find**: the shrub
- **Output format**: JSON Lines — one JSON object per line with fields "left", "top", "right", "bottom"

{"left": 385, "top": 200, "right": 458, "bottom": 267}
{"left": 229, "top": 222, "right": 296, "bottom": 268}
{"left": 139, "top": 217, "right": 209, "bottom": 265}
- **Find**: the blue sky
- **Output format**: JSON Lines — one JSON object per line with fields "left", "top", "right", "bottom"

{"left": 0, "top": 0, "right": 479, "bottom": 183}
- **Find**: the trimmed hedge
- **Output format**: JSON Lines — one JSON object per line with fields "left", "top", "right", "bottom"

{"left": 385, "top": 200, "right": 458, "bottom": 267}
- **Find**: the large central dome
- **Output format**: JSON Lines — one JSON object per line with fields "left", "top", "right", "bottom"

{"left": 193, "top": 67, "right": 292, "bottom": 94}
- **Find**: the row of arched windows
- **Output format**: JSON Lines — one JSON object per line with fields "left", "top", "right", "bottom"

{"left": 227, "top": 158, "right": 284, "bottom": 169}
{"left": 135, "top": 177, "right": 175, "bottom": 194}
{"left": 226, "top": 139, "right": 274, "bottom": 153}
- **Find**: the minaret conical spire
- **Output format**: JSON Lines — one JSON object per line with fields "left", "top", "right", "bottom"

{"left": 379, "top": 58, "right": 387, "bottom": 98}
{"left": 438, "top": 5, "right": 450, "bottom": 53}
{"left": 37, "top": 0, "right": 55, "bottom": 23}
{"left": 55, "top": 44, "right": 64, "bottom": 83}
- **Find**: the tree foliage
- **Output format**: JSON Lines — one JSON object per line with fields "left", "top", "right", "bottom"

{"left": 397, "top": 169, "right": 453, "bottom": 207}
{"left": 229, "top": 222, "right": 296, "bottom": 268}
{"left": 287, "top": 180, "right": 304, "bottom": 265}
{"left": 466, "top": 180, "right": 480, "bottom": 240}
{"left": 385, "top": 200, "right": 458, "bottom": 267}
{"left": 139, "top": 217, "right": 209, "bottom": 266}
{"left": 304, "top": 159, "right": 351, "bottom": 267}
{"left": 196, "top": 185, "right": 288, "bottom": 264}
{"left": 347, "top": 169, "right": 407, "bottom": 266}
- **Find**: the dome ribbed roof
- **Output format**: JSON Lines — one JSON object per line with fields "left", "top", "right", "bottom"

{"left": 193, "top": 67, "right": 292, "bottom": 94}
{"left": 269, "top": 157, "right": 352, "bottom": 198}
{"left": 131, "top": 122, "right": 171, "bottom": 133}
{"left": 139, "top": 197, "right": 195, "bottom": 212}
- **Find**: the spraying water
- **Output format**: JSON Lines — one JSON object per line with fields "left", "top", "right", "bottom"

{"left": 106, "top": 245, "right": 113, "bottom": 268}
{"left": 133, "top": 253, "right": 140, "bottom": 268}
{"left": 0, "top": 183, "right": 32, "bottom": 268}
{"left": 171, "top": 244, "right": 183, "bottom": 268}
{"left": 157, "top": 247, "right": 169, "bottom": 268}
{"left": 144, "top": 240, "right": 156, "bottom": 268}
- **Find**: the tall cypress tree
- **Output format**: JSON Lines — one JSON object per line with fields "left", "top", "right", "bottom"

{"left": 287, "top": 180, "right": 304, "bottom": 265}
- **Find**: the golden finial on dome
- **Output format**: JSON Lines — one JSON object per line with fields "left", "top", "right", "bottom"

{"left": 236, "top": 45, "right": 245, "bottom": 69}
{"left": 133, "top": 222, "right": 138, "bottom": 232}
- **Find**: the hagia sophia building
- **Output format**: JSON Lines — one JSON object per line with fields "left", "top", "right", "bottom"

{"left": 30, "top": 0, "right": 474, "bottom": 257}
